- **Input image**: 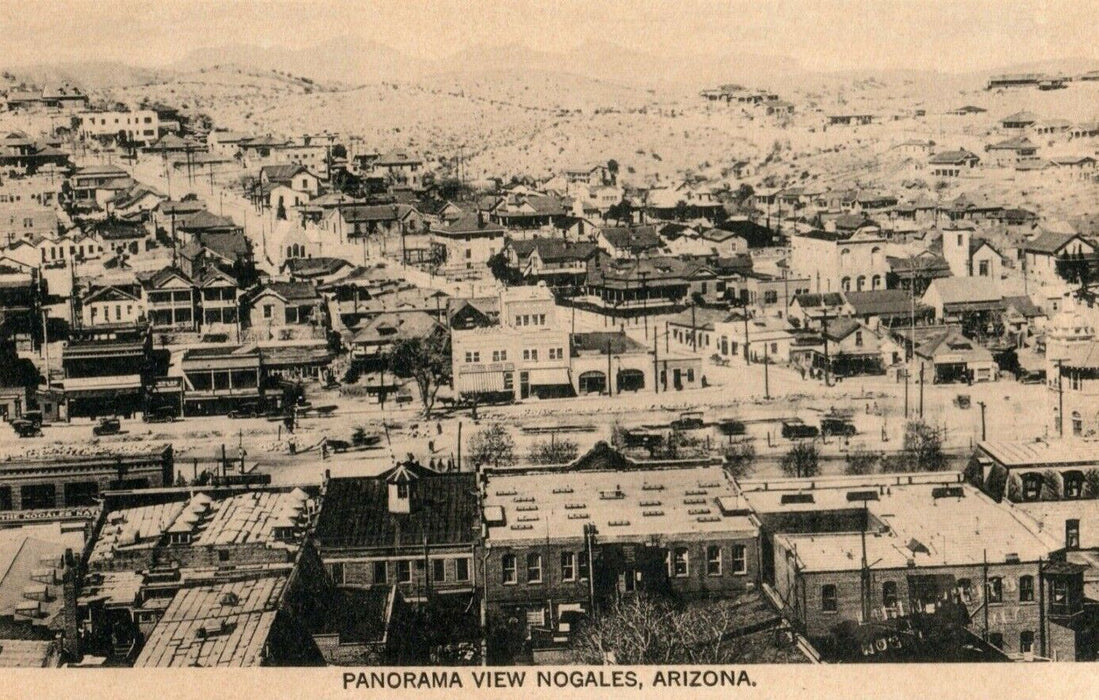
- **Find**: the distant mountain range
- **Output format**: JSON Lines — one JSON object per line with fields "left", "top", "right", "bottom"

{"left": 4, "top": 39, "right": 1095, "bottom": 94}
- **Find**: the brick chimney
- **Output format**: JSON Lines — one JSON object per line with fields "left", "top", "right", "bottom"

{"left": 60, "top": 548, "right": 82, "bottom": 662}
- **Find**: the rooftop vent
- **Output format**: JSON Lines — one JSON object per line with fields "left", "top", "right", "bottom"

{"left": 510, "top": 524, "right": 534, "bottom": 531}
{"left": 641, "top": 484, "right": 665, "bottom": 491}
{"left": 846, "top": 490, "right": 879, "bottom": 502}
{"left": 513, "top": 496, "right": 535, "bottom": 503}
{"left": 699, "top": 482, "right": 721, "bottom": 488}
{"left": 564, "top": 503, "right": 587, "bottom": 510}
{"left": 1005, "top": 553, "right": 1020, "bottom": 564}
{"left": 220, "top": 591, "right": 239, "bottom": 606}
{"left": 685, "top": 489, "right": 709, "bottom": 496}
{"left": 688, "top": 508, "right": 712, "bottom": 515}
{"left": 931, "top": 486, "right": 965, "bottom": 499}
{"left": 608, "top": 520, "right": 631, "bottom": 527}
{"left": 781, "top": 493, "right": 815, "bottom": 505}
{"left": 697, "top": 515, "right": 722, "bottom": 523}
{"left": 494, "top": 489, "right": 517, "bottom": 497}
{"left": 683, "top": 497, "right": 707, "bottom": 505}
{"left": 639, "top": 500, "right": 662, "bottom": 507}
{"left": 516, "top": 505, "right": 539, "bottom": 512}
{"left": 600, "top": 489, "right": 625, "bottom": 500}
{"left": 552, "top": 486, "right": 574, "bottom": 494}
{"left": 567, "top": 513, "right": 590, "bottom": 520}
{"left": 642, "top": 510, "right": 665, "bottom": 517}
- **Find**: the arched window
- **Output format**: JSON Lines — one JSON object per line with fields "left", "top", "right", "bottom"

{"left": 841, "top": 277, "right": 852, "bottom": 292}
{"left": 840, "top": 248, "right": 851, "bottom": 268}
{"left": 871, "top": 246, "right": 882, "bottom": 268}
{"left": 871, "top": 274, "right": 882, "bottom": 290}
{"left": 286, "top": 246, "right": 293, "bottom": 259}
{"left": 856, "top": 275, "right": 866, "bottom": 291}
{"left": 1072, "top": 411, "right": 1083, "bottom": 436}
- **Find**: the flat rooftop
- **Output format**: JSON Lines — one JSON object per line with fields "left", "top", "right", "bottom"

{"left": 768, "top": 483, "right": 1050, "bottom": 572}
{"left": 977, "top": 439, "right": 1099, "bottom": 468}
{"left": 133, "top": 575, "right": 286, "bottom": 667}
{"left": 483, "top": 465, "right": 757, "bottom": 544}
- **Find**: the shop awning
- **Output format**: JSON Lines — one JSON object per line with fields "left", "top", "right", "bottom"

{"left": 456, "top": 371, "right": 507, "bottom": 394}
{"left": 63, "top": 374, "right": 142, "bottom": 398}
{"left": 528, "top": 367, "right": 571, "bottom": 386}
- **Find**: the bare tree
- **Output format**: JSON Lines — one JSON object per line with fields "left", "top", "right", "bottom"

{"left": 468, "top": 423, "right": 516, "bottom": 468}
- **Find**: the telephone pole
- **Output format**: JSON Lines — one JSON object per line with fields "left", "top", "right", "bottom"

{"left": 653, "top": 333, "right": 659, "bottom": 394}
{"left": 918, "top": 363, "right": 925, "bottom": 418}
{"left": 763, "top": 342, "right": 770, "bottom": 400}
{"left": 977, "top": 400, "right": 987, "bottom": 441}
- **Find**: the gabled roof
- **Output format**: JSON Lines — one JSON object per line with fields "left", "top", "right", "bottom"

{"left": 283, "top": 256, "right": 351, "bottom": 278}
{"left": 529, "top": 238, "right": 598, "bottom": 263}
{"left": 792, "top": 292, "right": 846, "bottom": 309}
{"left": 352, "top": 311, "right": 442, "bottom": 344}
{"left": 83, "top": 285, "right": 140, "bottom": 304}
{"left": 572, "top": 331, "right": 649, "bottom": 354}
{"left": 924, "top": 277, "right": 1003, "bottom": 305}
{"left": 193, "top": 265, "right": 238, "bottom": 288}
{"left": 1001, "top": 111, "right": 1039, "bottom": 123}
{"left": 252, "top": 281, "right": 319, "bottom": 303}
{"left": 259, "top": 163, "right": 310, "bottom": 183}
{"left": 375, "top": 149, "right": 422, "bottom": 166}
{"left": 600, "top": 225, "right": 663, "bottom": 251}
{"left": 989, "top": 136, "right": 1038, "bottom": 150}
{"left": 929, "top": 149, "right": 979, "bottom": 165}
{"left": 1021, "top": 230, "right": 1089, "bottom": 255}
{"left": 140, "top": 266, "right": 194, "bottom": 290}
{"left": 338, "top": 203, "right": 417, "bottom": 224}
{"left": 177, "top": 210, "right": 238, "bottom": 231}
{"left": 435, "top": 213, "right": 506, "bottom": 236}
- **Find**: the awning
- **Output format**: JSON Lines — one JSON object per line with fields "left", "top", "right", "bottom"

{"left": 456, "top": 371, "right": 507, "bottom": 394}
{"left": 528, "top": 367, "right": 571, "bottom": 386}
{"left": 63, "top": 374, "right": 142, "bottom": 398}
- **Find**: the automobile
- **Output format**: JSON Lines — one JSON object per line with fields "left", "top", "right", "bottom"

{"left": 144, "top": 406, "right": 178, "bottom": 423}
{"left": 1018, "top": 370, "right": 1046, "bottom": 385}
{"left": 11, "top": 419, "right": 41, "bottom": 438}
{"left": 228, "top": 404, "right": 260, "bottom": 419}
{"left": 670, "top": 411, "right": 706, "bottom": 431}
{"left": 954, "top": 394, "right": 971, "bottom": 409}
{"left": 92, "top": 417, "right": 121, "bottom": 436}
{"left": 620, "top": 427, "right": 664, "bottom": 450}
{"left": 716, "top": 418, "right": 746, "bottom": 436}
{"left": 327, "top": 439, "right": 351, "bottom": 453}
{"left": 781, "top": 418, "right": 819, "bottom": 439}
{"left": 821, "top": 415, "right": 857, "bottom": 437}
{"left": 21, "top": 410, "right": 42, "bottom": 428}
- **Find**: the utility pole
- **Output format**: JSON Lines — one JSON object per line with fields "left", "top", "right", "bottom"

{"left": 1055, "top": 360, "right": 1064, "bottom": 437}
{"left": 918, "top": 363, "right": 925, "bottom": 418}
{"left": 741, "top": 303, "right": 751, "bottom": 364}
{"left": 977, "top": 400, "right": 987, "bottom": 441}
{"left": 691, "top": 301, "right": 697, "bottom": 352}
{"left": 606, "top": 340, "right": 613, "bottom": 397}
{"left": 904, "top": 367, "right": 910, "bottom": 418}
{"left": 860, "top": 502, "right": 871, "bottom": 624}
{"left": 763, "top": 341, "right": 770, "bottom": 399}
{"left": 653, "top": 332, "right": 659, "bottom": 394}
{"left": 821, "top": 308, "right": 831, "bottom": 387}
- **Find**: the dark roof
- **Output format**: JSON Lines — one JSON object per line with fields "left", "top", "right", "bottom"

{"left": 283, "top": 256, "right": 351, "bottom": 278}
{"left": 793, "top": 292, "right": 845, "bottom": 308}
{"left": 929, "top": 149, "right": 979, "bottom": 164}
{"left": 260, "top": 164, "right": 308, "bottom": 183}
{"left": 193, "top": 230, "right": 250, "bottom": 260}
{"left": 600, "top": 226, "right": 662, "bottom": 252}
{"left": 531, "top": 238, "right": 598, "bottom": 263}
{"left": 436, "top": 213, "right": 505, "bottom": 236}
{"left": 177, "top": 209, "right": 238, "bottom": 231}
{"left": 340, "top": 204, "right": 416, "bottom": 224}
{"left": 314, "top": 470, "right": 478, "bottom": 549}
{"left": 572, "top": 331, "right": 648, "bottom": 354}
{"left": 257, "top": 281, "right": 320, "bottom": 302}
{"left": 1002, "top": 295, "right": 1044, "bottom": 318}
{"left": 1021, "top": 231, "right": 1087, "bottom": 254}
{"left": 714, "top": 219, "right": 779, "bottom": 247}
{"left": 844, "top": 289, "right": 919, "bottom": 317}
{"left": 823, "top": 317, "right": 862, "bottom": 341}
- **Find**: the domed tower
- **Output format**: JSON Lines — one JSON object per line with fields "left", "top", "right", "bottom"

{"left": 1046, "top": 310, "right": 1095, "bottom": 377}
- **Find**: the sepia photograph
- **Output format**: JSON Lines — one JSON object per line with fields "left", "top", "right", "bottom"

{"left": 0, "top": 0, "right": 1097, "bottom": 692}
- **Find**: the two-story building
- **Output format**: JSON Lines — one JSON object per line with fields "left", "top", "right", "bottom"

{"left": 140, "top": 267, "right": 198, "bottom": 332}
{"left": 789, "top": 230, "right": 889, "bottom": 294}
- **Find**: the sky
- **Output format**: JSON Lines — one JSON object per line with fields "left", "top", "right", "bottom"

{"left": 1, "top": 0, "right": 1096, "bottom": 73}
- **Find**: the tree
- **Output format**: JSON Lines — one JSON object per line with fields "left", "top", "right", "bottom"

{"left": 606, "top": 159, "right": 619, "bottom": 176}
{"left": 723, "top": 440, "right": 756, "bottom": 479}
{"left": 781, "top": 442, "right": 820, "bottom": 478}
{"left": 468, "top": 423, "right": 516, "bottom": 468}
{"left": 845, "top": 447, "right": 879, "bottom": 475}
{"left": 674, "top": 199, "right": 689, "bottom": 221}
{"left": 387, "top": 332, "right": 452, "bottom": 417}
{"left": 570, "top": 593, "right": 797, "bottom": 665}
{"left": 0, "top": 332, "right": 41, "bottom": 395}
{"left": 902, "top": 420, "right": 947, "bottom": 472}
{"left": 529, "top": 437, "right": 579, "bottom": 465}
{"left": 606, "top": 198, "right": 632, "bottom": 224}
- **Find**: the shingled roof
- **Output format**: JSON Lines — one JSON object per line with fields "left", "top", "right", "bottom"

{"left": 314, "top": 469, "right": 478, "bottom": 549}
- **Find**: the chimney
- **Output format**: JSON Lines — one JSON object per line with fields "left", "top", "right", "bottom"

{"left": 477, "top": 211, "right": 485, "bottom": 228}
{"left": 60, "top": 549, "right": 81, "bottom": 662}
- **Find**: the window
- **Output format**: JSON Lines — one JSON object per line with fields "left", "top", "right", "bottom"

{"left": 686, "top": 368, "right": 695, "bottom": 383}
{"left": 1019, "top": 575, "right": 1034, "bottom": 602}
{"left": 464, "top": 351, "right": 480, "bottom": 363}
{"left": 373, "top": 561, "right": 387, "bottom": 584}
{"left": 539, "top": 314, "right": 546, "bottom": 325}
{"left": 1072, "top": 411, "right": 1083, "bottom": 436}
{"left": 989, "top": 632, "right": 1004, "bottom": 650}
{"left": 502, "top": 554, "right": 517, "bottom": 584}
{"left": 433, "top": 559, "right": 446, "bottom": 583}
{"left": 396, "top": 482, "right": 408, "bottom": 499}
{"left": 331, "top": 562, "right": 345, "bottom": 585}
{"left": 763, "top": 290, "right": 778, "bottom": 304}
{"left": 731, "top": 545, "right": 747, "bottom": 574}
{"left": 578, "top": 553, "right": 590, "bottom": 581}
{"left": 492, "top": 350, "right": 507, "bottom": 362}
{"left": 455, "top": 558, "right": 470, "bottom": 582}
{"left": 821, "top": 584, "right": 838, "bottom": 613}
{"left": 957, "top": 578, "right": 973, "bottom": 603}
{"left": 560, "top": 552, "right": 576, "bottom": 581}
{"left": 1020, "top": 631, "right": 1034, "bottom": 654}
{"left": 1066, "top": 519, "right": 1080, "bottom": 549}
{"left": 672, "top": 547, "right": 689, "bottom": 577}
{"left": 855, "top": 331, "right": 863, "bottom": 347}
{"left": 987, "top": 576, "right": 1003, "bottom": 604}
{"left": 883, "top": 581, "right": 899, "bottom": 609}
{"left": 706, "top": 546, "right": 722, "bottom": 576}
{"left": 978, "top": 260, "right": 990, "bottom": 276}
{"left": 263, "top": 304, "right": 273, "bottom": 319}
{"left": 218, "top": 550, "right": 230, "bottom": 562}
{"left": 527, "top": 553, "right": 542, "bottom": 583}
{"left": 397, "top": 560, "right": 411, "bottom": 583}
